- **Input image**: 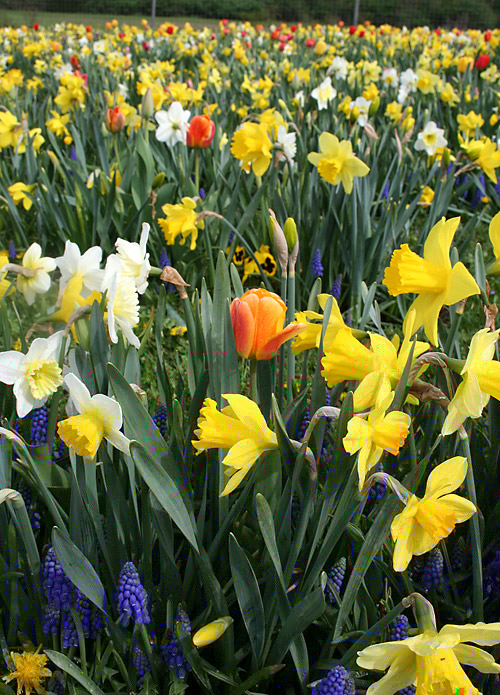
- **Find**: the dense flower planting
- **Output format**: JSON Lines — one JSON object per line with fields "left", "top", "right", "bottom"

{"left": 2, "top": 15, "right": 500, "bottom": 695}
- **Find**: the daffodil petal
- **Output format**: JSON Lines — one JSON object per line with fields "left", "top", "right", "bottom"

{"left": 440, "top": 623, "right": 500, "bottom": 646}
{"left": 365, "top": 651, "right": 416, "bottom": 695}
{"left": 446, "top": 261, "right": 480, "bottom": 306}
{"left": 453, "top": 644, "right": 500, "bottom": 673}
{"left": 424, "top": 457, "right": 468, "bottom": 499}
{"left": 357, "top": 642, "right": 412, "bottom": 671}
{"left": 423, "top": 216, "right": 458, "bottom": 269}
{"left": 222, "top": 394, "right": 269, "bottom": 434}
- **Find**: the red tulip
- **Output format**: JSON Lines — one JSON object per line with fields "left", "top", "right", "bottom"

{"left": 166, "top": 25, "right": 174, "bottom": 35}
{"left": 305, "top": 38, "right": 315, "bottom": 47}
{"left": 349, "top": 25, "right": 357, "bottom": 35}
{"left": 186, "top": 115, "right": 215, "bottom": 148}
{"left": 230, "top": 288, "right": 306, "bottom": 360}
{"left": 33, "top": 23, "right": 39, "bottom": 31}
{"left": 475, "top": 54, "right": 490, "bottom": 70}
{"left": 485, "top": 30, "right": 492, "bottom": 42}
{"left": 106, "top": 106, "right": 126, "bottom": 134}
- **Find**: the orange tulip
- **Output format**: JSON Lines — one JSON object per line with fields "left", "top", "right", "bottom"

{"left": 230, "top": 288, "right": 306, "bottom": 360}
{"left": 186, "top": 115, "right": 215, "bottom": 148}
{"left": 106, "top": 106, "right": 125, "bottom": 134}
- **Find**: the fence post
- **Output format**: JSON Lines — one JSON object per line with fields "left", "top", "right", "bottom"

{"left": 151, "top": 0, "right": 157, "bottom": 31}
{"left": 353, "top": 0, "right": 360, "bottom": 25}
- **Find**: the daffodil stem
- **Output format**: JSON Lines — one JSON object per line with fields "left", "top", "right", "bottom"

{"left": 287, "top": 270, "right": 296, "bottom": 405}
{"left": 443, "top": 306, "right": 463, "bottom": 357}
{"left": 202, "top": 225, "right": 215, "bottom": 289}
{"left": 460, "top": 427, "right": 483, "bottom": 621}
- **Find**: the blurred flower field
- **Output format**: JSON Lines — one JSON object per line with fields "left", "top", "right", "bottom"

{"left": 2, "top": 15, "right": 500, "bottom": 695}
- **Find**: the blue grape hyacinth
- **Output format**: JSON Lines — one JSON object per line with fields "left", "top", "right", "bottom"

{"left": 116, "top": 562, "right": 151, "bottom": 627}
{"left": 389, "top": 614, "right": 409, "bottom": 641}
{"left": 312, "top": 665, "right": 354, "bottom": 694}
{"left": 325, "top": 557, "right": 346, "bottom": 605}
{"left": 421, "top": 548, "right": 444, "bottom": 593}
{"left": 42, "top": 547, "right": 73, "bottom": 611}
{"left": 311, "top": 249, "right": 324, "bottom": 278}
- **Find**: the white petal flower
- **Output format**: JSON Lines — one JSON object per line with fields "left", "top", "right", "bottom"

{"left": 103, "top": 256, "right": 140, "bottom": 349}
{"left": 155, "top": 101, "right": 191, "bottom": 146}
{"left": 57, "top": 372, "right": 130, "bottom": 458}
{"left": 0, "top": 331, "right": 65, "bottom": 417}
{"left": 56, "top": 240, "right": 104, "bottom": 297}
{"left": 311, "top": 77, "right": 337, "bottom": 110}
{"left": 350, "top": 96, "right": 372, "bottom": 127}
{"left": 276, "top": 126, "right": 296, "bottom": 163}
{"left": 414, "top": 121, "right": 448, "bottom": 156}
{"left": 16, "top": 243, "right": 56, "bottom": 306}
{"left": 114, "top": 223, "right": 151, "bottom": 294}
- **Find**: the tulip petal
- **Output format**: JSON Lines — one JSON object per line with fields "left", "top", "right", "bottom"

{"left": 252, "top": 296, "right": 286, "bottom": 355}
{"left": 230, "top": 298, "right": 255, "bottom": 358}
{"left": 257, "top": 322, "right": 307, "bottom": 359}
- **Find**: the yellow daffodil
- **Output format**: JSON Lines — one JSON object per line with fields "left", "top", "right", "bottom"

{"left": 417, "top": 186, "right": 434, "bottom": 207}
{"left": 57, "top": 373, "right": 130, "bottom": 459}
{"left": 308, "top": 132, "right": 370, "bottom": 194}
{"left": 321, "top": 313, "right": 429, "bottom": 410}
{"left": 230, "top": 121, "right": 273, "bottom": 177}
{"left": 292, "top": 294, "right": 357, "bottom": 354}
{"left": 462, "top": 137, "right": 500, "bottom": 183}
{"left": 192, "top": 394, "right": 278, "bottom": 496}
{"left": 7, "top": 182, "right": 35, "bottom": 211}
{"left": 343, "top": 391, "right": 411, "bottom": 490}
{"left": 0, "top": 110, "right": 21, "bottom": 150}
{"left": 391, "top": 457, "right": 476, "bottom": 571}
{"left": 457, "top": 110, "right": 484, "bottom": 137}
{"left": 442, "top": 328, "right": 500, "bottom": 435}
{"left": 383, "top": 217, "right": 480, "bottom": 346}
{"left": 3, "top": 647, "right": 51, "bottom": 695}
{"left": 487, "top": 210, "right": 500, "bottom": 275}
{"left": 357, "top": 610, "right": 500, "bottom": 695}
{"left": 158, "top": 197, "right": 204, "bottom": 251}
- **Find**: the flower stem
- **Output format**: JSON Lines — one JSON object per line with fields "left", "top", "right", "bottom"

{"left": 194, "top": 148, "right": 200, "bottom": 192}
{"left": 459, "top": 426, "right": 483, "bottom": 621}
{"left": 250, "top": 359, "right": 258, "bottom": 405}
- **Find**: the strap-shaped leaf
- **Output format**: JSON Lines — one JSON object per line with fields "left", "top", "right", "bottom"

{"left": 52, "top": 526, "right": 105, "bottom": 611}
{"left": 45, "top": 650, "right": 105, "bottom": 695}
{"left": 229, "top": 533, "right": 266, "bottom": 666}
{"left": 130, "top": 441, "right": 198, "bottom": 551}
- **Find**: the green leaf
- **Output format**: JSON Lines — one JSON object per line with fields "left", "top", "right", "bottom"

{"left": 268, "top": 586, "right": 325, "bottom": 664}
{"left": 475, "top": 242, "right": 488, "bottom": 303}
{"left": 45, "top": 650, "right": 106, "bottom": 695}
{"left": 130, "top": 441, "right": 198, "bottom": 551}
{"left": 229, "top": 533, "right": 266, "bottom": 665}
{"left": 51, "top": 526, "right": 105, "bottom": 611}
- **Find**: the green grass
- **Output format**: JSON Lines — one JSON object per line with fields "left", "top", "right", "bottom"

{"left": 0, "top": 9, "right": 219, "bottom": 29}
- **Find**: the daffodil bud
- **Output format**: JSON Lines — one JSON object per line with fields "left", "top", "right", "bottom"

{"left": 141, "top": 87, "right": 155, "bottom": 119}
{"left": 368, "top": 96, "right": 379, "bottom": 116}
{"left": 268, "top": 209, "right": 288, "bottom": 274}
{"left": 192, "top": 617, "right": 233, "bottom": 647}
{"left": 283, "top": 217, "right": 298, "bottom": 252}
{"left": 152, "top": 172, "right": 165, "bottom": 189}
{"left": 74, "top": 317, "right": 90, "bottom": 351}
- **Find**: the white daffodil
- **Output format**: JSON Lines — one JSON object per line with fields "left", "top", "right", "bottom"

{"left": 327, "top": 56, "right": 348, "bottom": 80}
{"left": 55, "top": 240, "right": 104, "bottom": 297}
{"left": 414, "top": 121, "right": 448, "bottom": 156}
{"left": 102, "top": 256, "right": 140, "bottom": 349}
{"left": 114, "top": 223, "right": 151, "bottom": 294}
{"left": 57, "top": 372, "right": 130, "bottom": 458}
{"left": 0, "top": 331, "right": 65, "bottom": 417}
{"left": 14, "top": 243, "right": 56, "bottom": 306}
{"left": 350, "top": 96, "right": 372, "bottom": 127}
{"left": 276, "top": 126, "right": 296, "bottom": 164}
{"left": 382, "top": 67, "right": 399, "bottom": 87}
{"left": 311, "top": 77, "right": 337, "bottom": 110}
{"left": 155, "top": 101, "right": 191, "bottom": 146}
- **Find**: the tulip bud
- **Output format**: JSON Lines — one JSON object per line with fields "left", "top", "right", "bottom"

{"left": 192, "top": 617, "right": 233, "bottom": 648}
{"left": 105, "top": 106, "right": 126, "bottom": 133}
{"left": 186, "top": 115, "right": 215, "bottom": 148}
{"left": 441, "top": 147, "right": 451, "bottom": 168}
{"left": 268, "top": 209, "right": 288, "bottom": 274}
{"left": 141, "top": 87, "right": 155, "bottom": 119}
